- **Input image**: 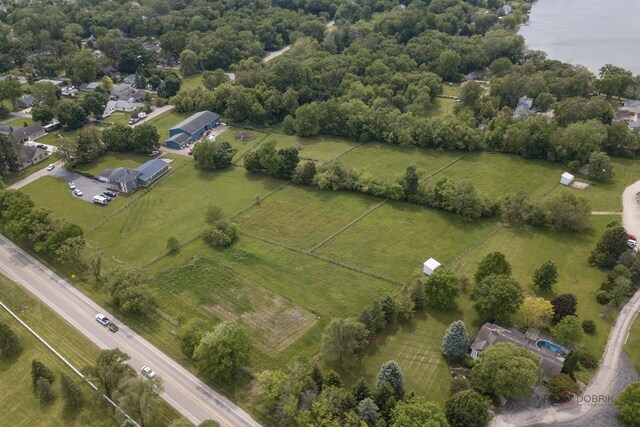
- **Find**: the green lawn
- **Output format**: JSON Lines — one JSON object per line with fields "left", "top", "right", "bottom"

{"left": 0, "top": 275, "right": 180, "bottom": 426}
{"left": 20, "top": 176, "right": 137, "bottom": 230}
{"left": 214, "top": 127, "right": 270, "bottom": 164}
{"left": 317, "top": 202, "right": 499, "bottom": 282}
{"left": 338, "top": 142, "right": 463, "bottom": 179}
{"left": 3, "top": 160, "right": 56, "bottom": 187}
{"left": 146, "top": 110, "right": 191, "bottom": 140}
{"left": 4, "top": 117, "right": 35, "bottom": 128}
{"left": 427, "top": 97, "right": 456, "bottom": 117}
{"left": 624, "top": 314, "right": 640, "bottom": 373}
{"left": 236, "top": 185, "right": 381, "bottom": 250}
{"left": 575, "top": 158, "right": 640, "bottom": 211}
{"left": 265, "top": 133, "right": 358, "bottom": 163}
{"left": 38, "top": 127, "right": 86, "bottom": 147}
{"left": 86, "top": 166, "right": 284, "bottom": 268}
{"left": 441, "top": 83, "right": 461, "bottom": 97}
{"left": 433, "top": 152, "right": 565, "bottom": 198}
{"left": 180, "top": 74, "right": 204, "bottom": 91}
{"left": 73, "top": 152, "right": 155, "bottom": 177}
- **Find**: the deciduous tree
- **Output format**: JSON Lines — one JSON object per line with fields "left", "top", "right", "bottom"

{"left": 445, "top": 389, "right": 490, "bottom": 427}
{"left": 425, "top": 268, "right": 460, "bottom": 310}
{"left": 82, "top": 349, "right": 135, "bottom": 399}
{"left": 589, "top": 224, "right": 629, "bottom": 268}
{"left": 532, "top": 260, "right": 558, "bottom": 291}
{"left": 516, "top": 297, "right": 553, "bottom": 329}
{"left": 472, "top": 274, "right": 523, "bottom": 323}
{"left": 321, "top": 318, "right": 368, "bottom": 367}
{"left": 116, "top": 377, "right": 164, "bottom": 427}
{"left": 615, "top": 382, "right": 640, "bottom": 427}
{"left": 391, "top": 396, "right": 449, "bottom": 427}
{"left": 551, "top": 294, "right": 578, "bottom": 323}
{"left": 193, "top": 321, "right": 251, "bottom": 381}
{"left": 551, "top": 315, "right": 584, "bottom": 346}
{"left": 475, "top": 251, "right": 511, "bottom": 284}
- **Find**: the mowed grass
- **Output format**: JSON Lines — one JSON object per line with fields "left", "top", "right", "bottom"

{"left": 0, "top": 275, "right": 181, "bottom": 427}
{"left": 236, "top": 185, "right": 381, "bottom": 250}
{"left": 73, "top": 152, "right": 156, "bottom": 177}
{"left": 5, "top": 117, "right": 35, "bottom": 127}
{"left": 317, "top": 202, "right": 499, "bottom": 282}
{"left": 266, "top": 133, "right": 358, "bottom": 163}
{"left": 20, "top": 176, "right": 136, "bottom": 230}
{"left": 86, "top": 166, "right": 285, "bottom": 267}
{"left": 339, "top": 143, "right": 463, "bottom": 179}
{"left": 214, "top": 127, "right": 270, "bottom": 164}
{"left": 146, "top": 110, "right": 191, "bottom": 140}
{"left": 345, "top": 313, "right": 453, "bottom": 404}
{"left": 624, "top": 314, "right": 640, "bottom": 373}
{"left": 433, "top": 152, "right": 565, "bottom": 198}
{"left": 427, "top": 98, "right": 456, "bottom": 117}
{"left": 575, "top": 158, "right": 640, "bottom": 211}
{"left": 38, "top": 126, "right": 88, "bottom": 147}
{"left": 449, "top": 215, "right": 616, "bottom": 355}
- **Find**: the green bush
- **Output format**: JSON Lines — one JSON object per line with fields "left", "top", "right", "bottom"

{"left": 581, "top": 320, "right": 596, "bottom": 334}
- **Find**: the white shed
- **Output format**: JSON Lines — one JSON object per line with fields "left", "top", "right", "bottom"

{"left": 560, "top": 172, "right": 574, "bottom": 186}
{"left": 423, "top": 258, "right": 441, "bottom": 276}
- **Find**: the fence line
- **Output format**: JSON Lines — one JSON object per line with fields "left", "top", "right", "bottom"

{"left": 444, "top": 224, "right": 503, "bottom": 268}
{"left": 0, "top": 300, "right": 139, "bottom": 426}
{"left": 425, "top": 152, "right": 471, "bottom": 179}
{"left": 309, "top": 200, "right": 387, "bottom": 253}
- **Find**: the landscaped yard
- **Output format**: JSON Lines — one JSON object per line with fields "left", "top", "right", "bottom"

{"left": 236, "top": 185, "right": 381, "bottom": 250}
{"left": 338, "top": 143, "right": 463, "bottom": 179}
{"left": 317, "top": 202, "right": 499, "bottom": 282}
{"left": 37, "top": 127, "right": 87, "bottom": 147}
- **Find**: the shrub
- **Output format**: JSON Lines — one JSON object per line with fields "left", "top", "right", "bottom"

{"left": 203, "top": 220, "right": 237, "bottom": 247}
{"left": 450, "top": 377, "right": 471, "bottom": 394}
{"left": 547, "top": 373, "right": 579, "bottom": 401}
{"left": 582, "top": 320, "right": 596, "bottom": 334}
{"left": 596, "top": 290, "right": 610, "bottom": 305}
{"left": 166, "top": 236, "right": 180, "bottom": 254}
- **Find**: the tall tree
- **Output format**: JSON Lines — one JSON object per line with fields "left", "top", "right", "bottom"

{"left": 71, "top": 49, "right": 98, "bottom": 83}
{"left": 357, "top": 397, "right": 380, "bottom": 426}
{"left": 472, "top": 274, "right": 524, "bottom": 323}
{"left": 82, "top": 349, "right": 135, "bottom": 399}
{"left": 56, "top": 100, "right": 87, "bottom": 130}
{"left": 60, "top": 373, "right": 83, "bottom": 409}
{"left": 472, "top": 342, "right": 542, "bottom": 399}
{"left": 0, "top": 77, "right": 22, "bottom": 109}
{"left": 516, "top": 297, "right": 553, "bottom": 329}
{"left": 475, "top": 252, "right": 512, "bottom": 284}
{"left": 179, "top": 49, "right": 199, "bottom": 76}
{"left": 589, "top": 224, "right": 629, "bottom": 268}
{"left": 131, "top": 124, "right": 160, "bottom": 153}
{"left": 425, "top": 268, "right": 460, "bottom": 310}
{"left": 193, "top": 321, "right": 252, "bottom": 381}
{"left": 551, "top": 294, "right": 578, "bottom": 323}
{"left": 81, "top": 91, "right": 108, "bottom": 118}
{"left": 551, "top": 315, "right": 584, "bottom": 346}
{"left": 0, "top": 322, "right": 21, "bottom": 357}
{"left": 116, "top": 377, "right": 164, "bottom": 427}
{"left": 587, "top": 152, "right": 615, "bottom": 181}
{"left": 374, "top": 361, "right": 405, "bottom": 400}
{"left": 615, "top": 382, "right": 640, "bottom": 427}
{"left": 321, "top": 318, "right": 369, "bottom": 367}
{"left": 441, "top": 320, "right": 469, "bottom": 359}
{"left": 391, "top": 396, "right": 449, "bottom": 427}
{"left": 103, "top": 123, "right": 134, "bottom": 152}
{"left": 445, "top": 389, "right": 490, "bottom": 427}
{"left": 532, "top": 260, "right": 558, "bottom": 291}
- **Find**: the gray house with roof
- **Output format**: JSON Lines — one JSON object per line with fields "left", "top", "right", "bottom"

{"left": 165, "top": 111, "right": 220, "bottom": 149}
{"left": 97, "top": 158, "right": 169, "bottom": 193}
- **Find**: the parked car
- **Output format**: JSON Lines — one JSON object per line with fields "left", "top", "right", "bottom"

{"left": 141, "top": 366, "right": 156, "bottom": 379}
{"left": 627, "top": 234, "right": 637, "bottom": 241}
{"left": 95, "top": 313, "right": 110, "bottom": 326}
{"left": 46, "top": 163, "right": 55, "bottom": 171}
{"left": 74, "top": 188, "right": 83, "bottom": 197}
{"left": 37, "top": 144, "right": 47, "bottom": 149}
{"left": 628, "top": 239, "right": 637, "bottom": 249}
{"left": 108, "top": 323, "right": 119, "bottom": 332}
{"left": 148, "top": 150, "right": 159, "bottom": 157}
{"left": 104, "top": 190, "right": 117, "bottom": 198}
{"left": 68, "top": 182, "right": 76, "bottom": 190}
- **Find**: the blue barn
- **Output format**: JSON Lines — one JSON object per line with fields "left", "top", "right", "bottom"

{"left": 165, "top": 110, "right": 220, "bottom": 149}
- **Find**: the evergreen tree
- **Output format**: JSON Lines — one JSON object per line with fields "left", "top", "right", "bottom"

{"left": 0, "top": 322, "right": 21, "bottom": 357}
{"left": 380, "top": 296, "right": 398, "bottom": 323}
{"left": 352, "top": 377, "right": 371, "bottom": 403}
{"left": 373, "top": 381, "right": 397, "bottom": 420}
{"left": 311, "top": 364, "right": 323, "bottom": 392}
{"left": 441, "top": 320, "right": 470, "bottom": 358}
{"left": 374, "top": 361, "right": 405, "bottom": 400}
{"left": 589, "top": 224, "right": 629, "bottom": 268}
{"left": 357, "top": 398, "right": 381, "bottom": 427}
{"left": 36, "top": 377, "right": 55, "bottom": 403}
{"left": 324, "top": 370, "right": 343, "bottom": 388}
{"left": 60, "top": 373, "right": 83, "bottom": 409}
{"left": 31, "top": 359, "right": 55, "bottom": 390}
{"left": 410, "top": 280, "right": 426, "bottom": 310}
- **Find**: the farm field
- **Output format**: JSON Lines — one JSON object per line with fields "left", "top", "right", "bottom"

{"left": 317, "top": 202, "right": 499, "bottom": 282}
{"left": 86, "top": 166, "right": 284, "bottom": 267}
{"left": 236, "top": 185, "right": 381, "bottom": 250}
{"left": 0, "top": 275, "right": 180, "bottom": 427}
{"left": 625, "top": 315, "right": 640, "bottom": 373}
{"left": 433, "top": 152, "right": 565, "bottom": 198}
{"left": 266, "top": 133, "right": 358, "bottom": 163}
{"left": 339, "top": 142, "right": 463, "bottom": 179}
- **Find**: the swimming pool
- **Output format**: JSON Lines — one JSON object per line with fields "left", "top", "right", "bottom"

{"left": 536, "top": 339, "right": 569, "bottom": 357}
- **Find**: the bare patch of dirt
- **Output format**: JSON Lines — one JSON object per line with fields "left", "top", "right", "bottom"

{"left": 234, "top": 132, "right": 255, "bottom": 142}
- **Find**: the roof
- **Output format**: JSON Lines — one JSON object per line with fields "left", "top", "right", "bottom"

{"left": 623, "top": 99, "right": 640, "bottom": 108}
{"left": 165, "top": 132, "right": 191, "bottom": 145}
{"left": 170, "top": 111, "right": 220, "bottom": 135}
{"left": 19, "top": 94, "right": 35, "bottom": 106}
{"left": 423, "top": 258, "right": 441, "bottom": 270}
{"left": 471, "top": 323, "right": 565, "bottom": 381}
{"left": 17, "top": 145, "right": 47, "bottom": 164}
{"left": 79, "top": 82, "right": 100, "bottom": 91}
{"left": 34, "top": 79, "right": 64, "bottom": 87}
{"left": 561, "top": 172, "right": 574, "bottom": 180}
{"left": 136, "top": 159, "right": 168, "bottom": 182}
{"left": 101, "top": 167, "right": 141, "bottom": 184}
{"left": 11, "top": 124, "right": 44, "bottom": 140}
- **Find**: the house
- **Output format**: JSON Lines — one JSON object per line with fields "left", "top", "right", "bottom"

{"left": 111, "top": 83, "right": 145, "bottom": 102}
{"left": 123, "top": 74, "right": 137, "bottom": 85}
{"left": 17, "top": 145, "right": 49, "bottom": 170}
{"left": 464, "top": 70, "right": 484, "bottom": 81}
{"left": 102, "top": 100, "right": 140, "bottom": 118}
{"left": 471, "top": 323, "right": 566, "bottom": 381}
{"left": 622, "top": 99, "right": 640, "bottom": 108}
{"left": 560, "top": 172, "right": 574, "bottom": 186}
{"left": 513, "top": 96, "right": 534, "bottom": 118}
{"left": 17, "top": 94, "right": 35, "bottom": 108}
{"left": 97, "top": 159, "right": 169, "bottom": 193}
{"left": 142, "top": 41, "right": 162, "bottom": 54}
{"left": 79, "top": 82, "right": 100, "bottom": 92}
{"left": 423, "top": 258, "right": 441, "bottom": 276}
{"left": 164, "top": 111, "right": 220, "bottom": 149}
{"left": 615, "top": 106, "right": 640, "bottom": 129}
{"left": 0, "top": 123, "right": 46, "bottom": 143}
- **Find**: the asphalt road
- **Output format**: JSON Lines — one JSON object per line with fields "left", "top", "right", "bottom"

{"left": 491, "top": 181, "right": 640, "bottom": 426}
{"left": 0, "top": 234, "right": 261, "bottom": 427}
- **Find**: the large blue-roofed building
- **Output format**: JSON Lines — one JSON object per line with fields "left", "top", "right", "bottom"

{"left": 165, "top": 110, "right": 220, "bottom": 149}
{"left": 97, "top": 158, "right": 169, "bottom": 193}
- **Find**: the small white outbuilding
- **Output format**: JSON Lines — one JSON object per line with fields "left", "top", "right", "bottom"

{"left": 560, "top": 172, "right": 574, "bottom": 186}
{"left": 423, "top": 258, "right": 441, "bottom": 276}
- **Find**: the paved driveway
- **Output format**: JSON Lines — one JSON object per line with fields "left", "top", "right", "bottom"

{"left": 50, "top": 169, "right": 114, "bottom": 203}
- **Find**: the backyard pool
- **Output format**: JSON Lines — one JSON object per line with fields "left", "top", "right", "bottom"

{"left": 536, "top": 339, "right": 569, "bottom": 357}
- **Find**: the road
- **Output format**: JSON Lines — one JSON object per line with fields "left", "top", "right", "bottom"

{"left": 491, "top": 181, "right": 640, "bottom": 427}
{"left": 132, "top": 104, "right": 175, "bottom": 127}
{"left": 0, "top": 234, "right": 261, "bottom": 427}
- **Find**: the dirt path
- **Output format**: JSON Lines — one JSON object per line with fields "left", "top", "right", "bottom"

{"left": 591, "top": 211, "right": 622, "bottom": 215}
{"left": 490, "top": 180, "right": 640, "bottom": 426}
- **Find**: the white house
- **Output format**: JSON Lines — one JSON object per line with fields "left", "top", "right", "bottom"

{"left": 102, "top": 100, "right": 139, "bottom": 118}
{"left": 560, "top": 172, "right": 574, "bottom": 186}
{"left": 423, "top": 258, "right": 441, "bottom": 276}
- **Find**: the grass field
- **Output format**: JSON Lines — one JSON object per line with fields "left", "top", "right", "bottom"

{"left": 433, "top": 152, "right": 565, "bottom": 198}
{"left": 86, "top": 166, "right": 284, "bottom": 267}
{"left": 236, "top": 185, "right": 381, "bottom": 250}
{"left": 266, "top": 133, "right": 358, "bottom": 163}
{"left": 73, "top": 152, "right": 156, "bottom": 176}
{"left": 574, "top": 158, "right": 640, "bottom": 211}
{"left": 428, "top": 97, "right": 456, "bottom": 117}
{"left": 214, "top": 127, "right": 270, "bottom": 164}
{"left": 339, "top": 143, "right": 463, "bottom": 179}
{"left": 38, "top": 127, "right": 86, "bottom": 147}
{"left": 317, "top": 202, "right": 499, "bottom": 282}
{"left": 624, "top": 314, "right": 640, "bottom": 373}
{"left": 146, "top": 110, "right": 191, "bottom": 140}
{"left": 180, "top": 74, "right": 204, "bottom": 91}
{"left": 4, "top": 117, "right": 35, "bottom": 128}
{"left": 0, "top": 275, "right": 180, "bottom": 426}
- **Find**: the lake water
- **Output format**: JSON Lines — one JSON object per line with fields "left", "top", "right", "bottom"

{"left": 519, "top": 0, "right": 640, "bottom": 75}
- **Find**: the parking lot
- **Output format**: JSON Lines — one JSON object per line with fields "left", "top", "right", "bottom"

{"left": 50, "top": 169, "right": 115, "bottom": 203}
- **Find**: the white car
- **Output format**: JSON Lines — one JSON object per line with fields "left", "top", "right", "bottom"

{"left": 74, "top": 188, "right": 83, "bottom": 197}
{"left": 95, "top": 313, "right": 110, "bottom": 326}
{"left": 141, "top": 366, "right": 156, "bottom": 379}
{"left": 46, "top": 163, "right": 55, "bottom": 171}
{"left": 68, "top": 182, "right": 76, "bottom": 190}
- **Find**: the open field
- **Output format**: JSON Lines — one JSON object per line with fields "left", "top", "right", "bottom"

{"left": 433, "top": 152, "right": 565, "bottom": 198}
{"left": 146, "top": 110, "right": 191, "bottom": 140}
{"left": 339, "top": 143, "right": 463, "bottom": 179}
{"left": 180, "top": 74, "right": 204, "bottom": 91}
{"left": 624, "top": 314, "right": 640, "bottom": 373}
{"left": 317, "top": 202, "right": 499, "bottom": 282}
{"left": 214, "top": 127, "right": 270, "bottom": 164}
{"left": 38, "top": 127, "right": 87, "bottom": 147}
{"left": 0, "top": 275, "right": 180, "bottom": 427}
{"left": 236, "top": 185, "right": 381, "bottom": 250}
{"left": 86, "top": 166, "right": 284, "bottom": 267}
{"left": 574, "top": 158, "right": 640, "bottom": 211}
{"left": 266, "top": 133, "right": 358, "bottom": 163}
